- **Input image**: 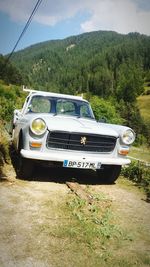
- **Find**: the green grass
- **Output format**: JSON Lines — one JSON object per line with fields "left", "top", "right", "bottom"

{"left": 137, "top": 94, "right": 150, "bottom": 124}
{"left": 129, "top": 146, "right": 150, "bottom": 162}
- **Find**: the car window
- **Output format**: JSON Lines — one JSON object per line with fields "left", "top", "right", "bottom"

{"left": 29, "top": 96, "right": 51, "bottom": 113}
{"left": 80, "top": 104, "right": 91, "bottom": 118}
{"left": 56, "top": 100, "right": 76, "bottom": 115}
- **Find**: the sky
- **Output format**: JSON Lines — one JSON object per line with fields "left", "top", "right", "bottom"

{"left": 0, "top": 0, "right": 150, "bottom": 55}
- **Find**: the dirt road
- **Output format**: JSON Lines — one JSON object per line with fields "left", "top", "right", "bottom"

{"left": 0, "top": 166, "right": 150, "bottom": 267}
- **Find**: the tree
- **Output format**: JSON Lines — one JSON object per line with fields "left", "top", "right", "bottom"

{"left": 0, "top": 55, "right": 23, "bottom": 85}
{"left": 116, "top": 62, "right": 144, "bottom": 102}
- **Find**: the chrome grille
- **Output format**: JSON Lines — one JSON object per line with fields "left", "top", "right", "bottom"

{"left": 46, "top": 131, "right": 117, "bottom": 153}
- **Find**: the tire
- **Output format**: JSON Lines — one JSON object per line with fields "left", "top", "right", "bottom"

{"left": 17, "top": 156, "right": 34, "bottom": 179}
{"left": 17, "top": 134, "right": 34, "bottom": 179}
{"left": 96, "top": 165, "right": 121, "bottom": 184}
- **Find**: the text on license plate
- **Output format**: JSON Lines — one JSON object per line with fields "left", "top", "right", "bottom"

{"left": 63, "top": 160, "right": 101, "bottom": 169}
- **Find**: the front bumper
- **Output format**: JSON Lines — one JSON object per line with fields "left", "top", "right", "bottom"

{"left": 21, "top": 149, "right": 131, "bottom": 166}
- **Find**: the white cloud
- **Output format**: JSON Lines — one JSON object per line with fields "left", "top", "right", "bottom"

{"left": 0, "top": 0, "right": 33, "bottom": 21}
{"left": 0, "top": 0, "right": 85, "bottom": 24}
{"left": 81, "top": 0, "right": 150, "bottom": 35}
{"left": 0, "top": 0, "right": 150, "bottom": 35}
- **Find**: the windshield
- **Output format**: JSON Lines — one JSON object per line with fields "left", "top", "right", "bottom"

{"left": 27, "top": 95, "right": 95, "bottom": 119}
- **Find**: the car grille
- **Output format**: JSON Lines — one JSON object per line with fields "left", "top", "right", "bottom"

{"left": 46, "top": 131, "right": 117, "bottom": 153}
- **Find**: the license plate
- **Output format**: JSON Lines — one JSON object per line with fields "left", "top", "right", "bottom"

{"left": 63, "top": 160, "right": 101, "bottom": 169}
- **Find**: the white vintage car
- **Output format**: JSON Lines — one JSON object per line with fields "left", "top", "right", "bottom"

{"left": 12, "top": 88, "right": 135, "bottom": 182}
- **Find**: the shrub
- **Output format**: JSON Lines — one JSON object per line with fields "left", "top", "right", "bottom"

{"left": 89, "top": 95, "right": 123, "bottom": 124}
{"left": 0, "top": 123, "right": 10, "bottom": 165}
{"left": 122, "top": 161, "right": 150, "bottom": 198}
{"left": 0, "top": 82, "right": 25, "bottom": 122}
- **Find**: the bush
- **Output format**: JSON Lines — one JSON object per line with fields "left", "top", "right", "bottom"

{"left": 89, "top": 95, "right": 123, "bottom": 124}
{"left": 122, "top": 161, "right": 150, "bottom": 198}
{"left": 0, "top": 123, "right": 10, "bottom": 165}
{"left": 0, "top": 82, "right": 25, "bottom": 122}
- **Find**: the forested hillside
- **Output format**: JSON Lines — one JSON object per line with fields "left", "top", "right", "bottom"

{"left": 0, "top": 55, "right": 23, "bottom": 85}
{"left": 11, "top": 31, "right": 150, "bottom": 94}
{"left": 11, "top": 30, "right": 150, "bottom": 143}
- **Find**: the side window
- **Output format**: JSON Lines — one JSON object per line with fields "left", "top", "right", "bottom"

{"left": 56, "top": 100, "right": 76, "bottom": 115}
{"left": 29, "top": 97, "right": 51, "bottom": 113}
{"left": 80, "top": 104, "right": 90, "bottom": 118}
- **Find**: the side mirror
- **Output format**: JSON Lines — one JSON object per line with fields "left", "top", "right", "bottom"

{"left": 26, "top": 105, "right": 32, "bottom": 113}
{"left": 14, "top": 109, "right": 21, "bottom": 117}
{"left": 13, "top": 109, "right": 22, "bottom": 124}
{"left": 98, "top": 117, "right": 107, "bottom": 123}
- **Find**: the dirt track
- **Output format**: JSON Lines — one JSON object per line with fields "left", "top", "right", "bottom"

{"left": 0, "top": 166, "right": 150, "bottom": 267}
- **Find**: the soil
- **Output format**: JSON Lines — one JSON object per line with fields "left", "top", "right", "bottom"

{"left": 0, "top": 164, "right": 150, "bottom": 267}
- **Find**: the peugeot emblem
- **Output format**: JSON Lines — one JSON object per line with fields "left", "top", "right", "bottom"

{"left": 80, "top": 136, "right": 87, "bottom": 145}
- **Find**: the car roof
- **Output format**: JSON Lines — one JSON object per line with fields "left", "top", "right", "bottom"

{"left": 28, "top": 91, "right": 88, "bottom": 102}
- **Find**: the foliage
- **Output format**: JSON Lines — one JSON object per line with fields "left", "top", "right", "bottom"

{"left": 116, "top": 62, "right": 144, "bottom": 103}
{"left": 116, "top": 100, "right": 149, "bottom": 144}
{"left": 0, "top": 123, "right": 10, "bottom": 165}
{"left": 122, "top": 161, "right": 150, "bottom": 198}
{"left": 0, "top": 123, "right": 10, "bottom": 181}
{"left": 89, "top": 95, "right": 123, "bottom": 124}
{"left": 0, "top": 81, "right": 26, "bottom": 122}
{"left": 0, "top": 55, "right": 23, "bottom": 85}
{"left": 0, "top": 59, "right": 24, "bottom": 175}
{"left": 11, "top": 31, "right": 150, "bottom": 96}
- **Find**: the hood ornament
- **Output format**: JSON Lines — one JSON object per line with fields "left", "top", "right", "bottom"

{"left": 80, "top": 136, "right": 87, "bottom": 145}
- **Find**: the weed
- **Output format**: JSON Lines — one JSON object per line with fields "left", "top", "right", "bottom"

{"left": 66, "top": 192, "right": 124, "bottom": 248}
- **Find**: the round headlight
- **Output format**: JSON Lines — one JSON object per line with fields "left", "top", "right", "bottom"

{"left": 122, "top": 129, "right": 135, "bottom": 145}
{"left": 30, "top": 118, "right": 47, "bottom": 135}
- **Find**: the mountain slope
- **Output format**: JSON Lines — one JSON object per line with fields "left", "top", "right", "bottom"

{"left": 11, "top": 30, "right": 150, "bottom": 96}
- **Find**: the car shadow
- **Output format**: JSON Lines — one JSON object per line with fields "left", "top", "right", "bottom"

{"left": 9, "top": 145, "right": 114, "bottom": 185}
{"left": 31, "top": 165, "right": 102, "bottom": 185}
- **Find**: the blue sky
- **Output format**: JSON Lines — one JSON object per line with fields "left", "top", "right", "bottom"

{"left": 0, "top": 0, "right": 150, "bottom": 55}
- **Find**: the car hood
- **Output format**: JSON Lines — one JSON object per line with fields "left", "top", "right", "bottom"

{"left": 37, "top": 114, "right": 119, "bottom": 137}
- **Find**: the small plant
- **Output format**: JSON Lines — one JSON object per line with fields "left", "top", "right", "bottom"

{"left": 67, "top": 192, "right": 124, "bottom": 248}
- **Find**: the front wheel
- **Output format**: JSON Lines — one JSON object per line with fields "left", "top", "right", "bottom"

{"left": 96, "top": 165, "right": 121, "bottom": 184}
{"left": 17, "top": 156, "right": 34, "bottom": 179}
{"left": 17, "top": 134, "right": 34, "bottom": 179}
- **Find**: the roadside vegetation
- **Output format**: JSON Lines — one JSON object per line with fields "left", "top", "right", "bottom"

{"left": 126, "top": 82, "right": 150, "bottom": 200}
{"left": 0, "top": 57, "right": 25, "bottom": 178}
{"left": 0, "top": 124, "right": 10, "bottom": 177}
{"left": 122, "top": 160, "right": 150, "bottom": 201}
